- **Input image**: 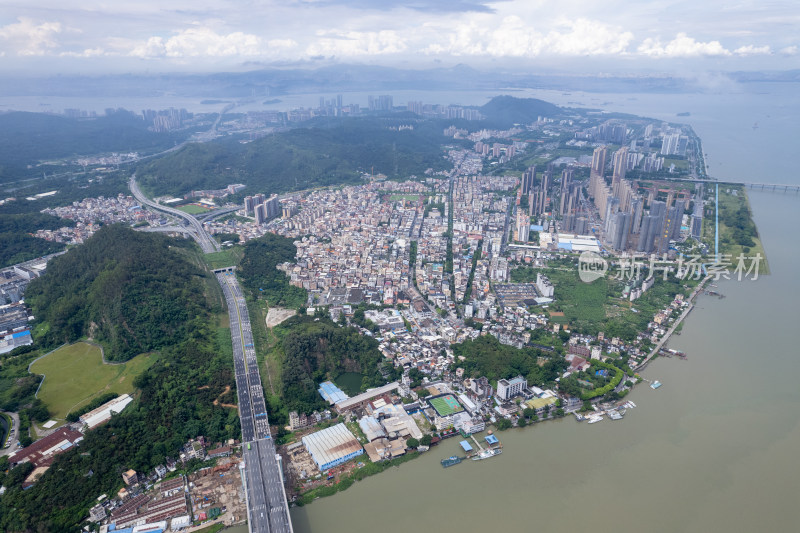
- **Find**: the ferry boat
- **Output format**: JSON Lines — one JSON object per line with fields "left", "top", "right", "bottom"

{"left": 650, "top": 380, "right": 662, "bottom": 390}
{"left": 441, "top": 456, "right": 463, "bottom": 468}
{"left": 472, "top": 448, "right": 502, "bottom": 461}
{"left": 587, "top": 415, "right": 603, "bottom": 424}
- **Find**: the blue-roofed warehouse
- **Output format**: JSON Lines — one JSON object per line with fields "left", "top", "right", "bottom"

{"left": 318, "top": 381, "right": 350, "bottom": 405}
{"left": 485, "top": 434, "right": 499, "bottom": 446}
{"left": 459, "top": 440, "right": 473, "bottom": 453}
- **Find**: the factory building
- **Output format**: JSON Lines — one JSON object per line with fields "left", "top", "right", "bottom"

{"left": 302, "top": 423, "right": 363, "bottom": 471}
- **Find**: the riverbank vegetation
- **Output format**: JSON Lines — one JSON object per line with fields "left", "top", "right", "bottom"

{"left": 703, "top": 186, "right": 768, "bottom": 274}
{"left": 511, "top": 265, "right": 701, "bottom": 342}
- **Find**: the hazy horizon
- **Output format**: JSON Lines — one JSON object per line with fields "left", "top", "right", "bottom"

{"left": 2, "top": 1, "right": 800, "bottom": 75}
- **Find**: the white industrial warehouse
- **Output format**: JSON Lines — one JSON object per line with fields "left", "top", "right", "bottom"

{"left": 301, "top": 423, "right": 363, "bottom": 471}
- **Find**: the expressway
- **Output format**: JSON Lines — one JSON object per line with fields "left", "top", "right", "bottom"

{"left": 129, "top": 175, "right": 220, "bottom": 253}
{"left": 216, "top": 269, "right": 293, "bottom": 533}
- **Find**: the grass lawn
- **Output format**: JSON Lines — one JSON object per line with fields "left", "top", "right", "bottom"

{"left": 204, "top": 247, "right": 244, "bottom": 270}
{"left": 30, "top": 342, "right": 157, "bottom": 420}
{"left": 177, "top": 204, "right": 211, "bottom": 214}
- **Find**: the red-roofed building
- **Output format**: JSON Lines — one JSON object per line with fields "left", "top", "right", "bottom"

{"left": 565, "top": 353, "right": 591, "bottom": 373}
{"left": 8, "top": 426, "right": 84, "bottom": 468}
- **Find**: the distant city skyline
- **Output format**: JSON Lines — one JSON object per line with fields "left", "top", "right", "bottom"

{"left": 1, "top": 0, "right": 799, "bottom": 73}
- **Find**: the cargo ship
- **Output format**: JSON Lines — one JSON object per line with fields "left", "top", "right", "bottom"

{"left": 441, "top": 456, "right": 463, "bottom": 468}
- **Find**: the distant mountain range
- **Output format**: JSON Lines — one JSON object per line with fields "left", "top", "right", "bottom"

{"left": 2, "top": 64, "right": 789, "bottom": 99}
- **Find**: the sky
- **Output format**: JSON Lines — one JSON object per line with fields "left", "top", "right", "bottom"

{"left": 1, "top": 0, "right": 799, "bottom": 74}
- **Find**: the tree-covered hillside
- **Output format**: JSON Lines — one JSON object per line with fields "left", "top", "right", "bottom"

{"left": 452, "top": 335, "right": 567, "bottom": 389}
{"left": 278, "top": 315, "right": 386, "bottom": 414}
{"left": 238, "top": 233, "right": 307, "bottom": 309}
{"left": 25, "top": 225, "right": 209, "bottom": 361}
{"left": 479, "top": 95, "right": 562, "bottom": 128}
{"left": 0, "top": 212, "right": 74, "bottom": 268}
{"left": 137, "top": 117, "right": 452, "bottom": 196}
{"left": 0, "top": 110, "right": 187, "bottom": 183}
{"left": 0, "top": 307, "right": 238, "bottom": 532}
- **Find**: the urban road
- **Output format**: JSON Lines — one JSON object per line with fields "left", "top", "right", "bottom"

{"left": 129, "top": 175, "right": 221, "bottom": 253}
{"left": 131, "top": 177, "right": 292, "bottom": 533}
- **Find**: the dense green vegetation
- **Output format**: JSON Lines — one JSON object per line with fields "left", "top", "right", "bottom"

{"left": 0, "top": 172, "right": 130, "bottom": 267}
{"left": 560, "top": 360, "right": 625, "bottom": 400}
{"left": 279, "top": 315, "right": 386, "bottom": 415}
{"left": 452, "top": 335, "right": 568, "bottom": 389}
{"left": 0, "top": 232, "right": 238, "bottom": 532}
{"left": 137, "top": 117, "right": 452, "bottom": 196}
{"left": 511, "top": 265, "right": 697, "bottom": 341}
{"left": 0, "top": 212, "right": 72, "bottom": 234}
{"left": 0, "top": 199, "right": 74, "bottom": 269}
{"left": 0, "top": 318, "right": 238, "bottom": 532}
{"left": 0, "top": 232, "right": 66, "bottom": 269}
{"left": 25, "top": 224, "right": 210, "bottom": 361}
{"left": 707, "top": 186, "right": 768, "bottom": 273}
{"left": 0, "top": 173, "right": 129, "bottom": 215}
{"left": 479, "top": 96, "right": 562, "bottom": 128}
{"left": 0, "top": 110, "right": 187, "bottom": 183}
{"left": 238, "top": 234, "right": 307, "bottom": 309}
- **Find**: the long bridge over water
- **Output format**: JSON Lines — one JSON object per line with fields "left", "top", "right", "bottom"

{"left": 653, "top": 176, "right": 800, "bottom": 193}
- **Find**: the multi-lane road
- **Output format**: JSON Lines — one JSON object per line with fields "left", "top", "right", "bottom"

{"left": 131, "top": 176, "right": 293, "bottom": 532}
{"left": 129, "top": 175, "right": 220, "bottom": 253}
{"left": 217, "top": 269, "right": 293, "bottom": 533}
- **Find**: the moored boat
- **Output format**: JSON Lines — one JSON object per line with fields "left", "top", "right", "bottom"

{"left": 441, "top": 456, "right": 463, "bottom": 468}
{"left": 472, "top": 448, "right": 502, "bottom": 460}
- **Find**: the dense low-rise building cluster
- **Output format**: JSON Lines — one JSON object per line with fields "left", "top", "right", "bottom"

{"left": 37, "top": 194, "right": 162, "bottom": 244}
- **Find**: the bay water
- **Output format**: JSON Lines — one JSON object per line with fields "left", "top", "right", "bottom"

{"left": 289, "top": 82, "right": 800, "bottom": 533}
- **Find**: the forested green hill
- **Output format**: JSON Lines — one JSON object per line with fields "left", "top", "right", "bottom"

{"left": 25, "top": 224, "right": 209, "bottom": 361}
{"left": 137, "top": 117, "right": 452, "bottom": 196}
{"left": 452, "top": 335, "right": 567, "bottom": 388}
{"left": 0, "top": 312, "right": 238, "bottom": 532}
{"left": 238, "top": 233, "right": 307, "bottom": 309}
{"left": 0, "top": 110, "right": 187, "bottom": 183}
{"left": 279, "top": 315, "right": 386, "bottom": 414}
{"left": 479, "top": 95, "right": 562, "bottom": 128}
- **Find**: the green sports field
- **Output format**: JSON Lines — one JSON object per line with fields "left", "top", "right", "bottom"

{"left": 29, "top": 342, "right": 157, "bottom": 420}
{"left": 429, "top": 394, "right": 464, "bottom": 417}
{"left": 177, "top": 204, "right": 211, "bottom": 214}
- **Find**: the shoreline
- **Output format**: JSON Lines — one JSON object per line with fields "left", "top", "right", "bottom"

{"left": 635, "top": 275, "right": 712, "bottom": 371}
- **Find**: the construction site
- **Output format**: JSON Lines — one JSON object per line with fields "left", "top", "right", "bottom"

{"left": 186, "top": 458, "right": 248, "bottom": 528}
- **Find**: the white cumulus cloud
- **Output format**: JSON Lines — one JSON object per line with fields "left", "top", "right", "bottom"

{"left": 638, "top": 33, "right": 731, "bottom": 57}
{"left": 129, "top": 27, "right": 293, "bottom": 59}
{"left": 423, "top": 16, "right": 633, "bottom": 57}
{"left": 0, "top": 17, "right": 62, "bottom": 56}
{"left": 734, "top": 45, "right": 771, "bottom": 56}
